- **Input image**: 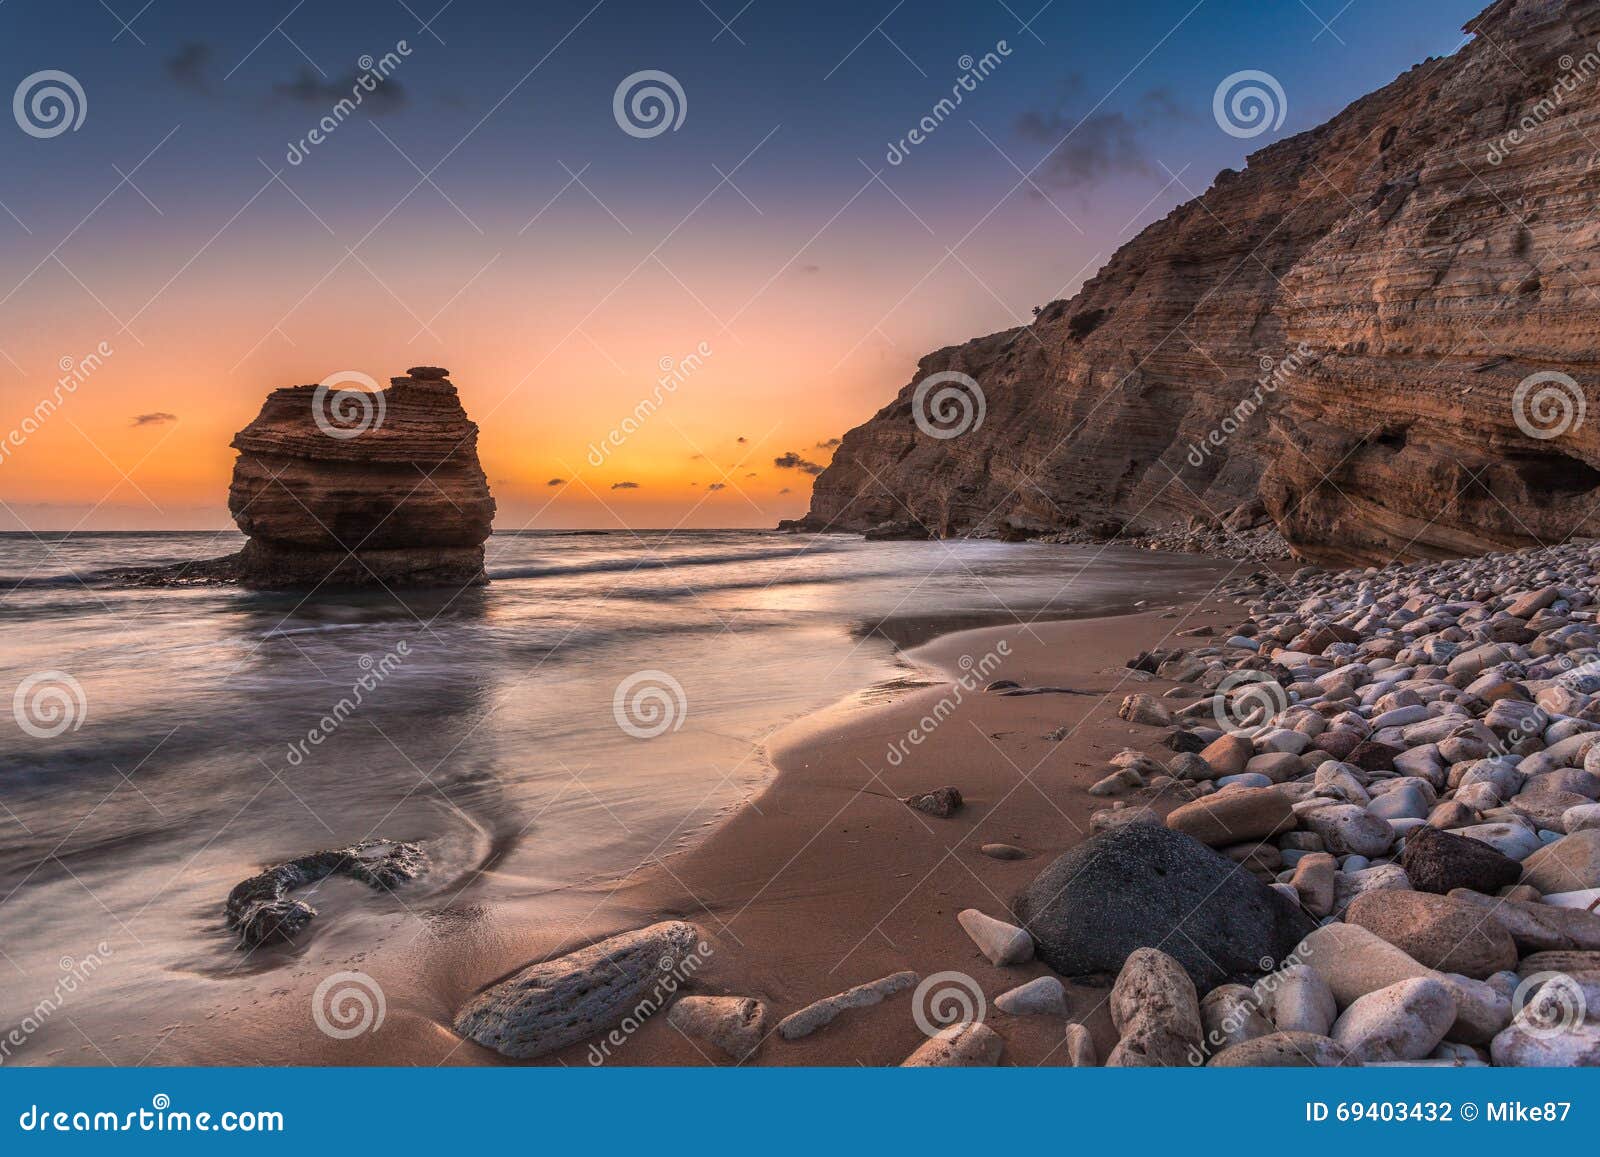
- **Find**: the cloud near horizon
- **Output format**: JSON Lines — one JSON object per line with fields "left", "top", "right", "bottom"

{"left": 610, "top": 481, "right": 639, "bottom": 490}
{"left": 774, "top": 451, "right": 824, "bottom": 475}
{"left": 130, "top": 412, "right": 178, "bottom": 427}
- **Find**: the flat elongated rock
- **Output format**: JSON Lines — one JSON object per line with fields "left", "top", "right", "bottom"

{"left": 1491, "top": 1020, "right": 1600, "bottom": 1067}
{"left": 1014, "top": 824, "right": 1314, "bottom": 991}
{"left": 1331, "top": 977, "right": 1457, "bottom": 1064}
{"left": 777, "top": 970, "right": 918, "bottom": 1040}
{"left": 1520, "top": 829, "right": 1600, "bottom": 894}
{"left": 1294, "top": 923, "right": 1432, "bottom": 1008}
{"left": 453, "top": 921, "right": 702, "bottom": 1059}
{"left": 1164, "top": 786, "right": 1295, "bottom": 847}
{"left": 1446, "top": 887, "right": 1600, "bottom": 952}
{"left": 902, "top": 1021, "right": 1004, "bottom": 1066}
{"left": 1346, "top": 891, "right": 1514, "bottom": 979}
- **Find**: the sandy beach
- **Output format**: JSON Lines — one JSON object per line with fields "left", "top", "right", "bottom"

{"left": 490, "top": 591, "right": 1256, "bottom": 1067}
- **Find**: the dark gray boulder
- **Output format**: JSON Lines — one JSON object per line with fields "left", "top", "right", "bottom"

{"left": 1012, "top": 823, "right": 1314, "bottom": 991}
{"left": 1400, "top": 824, "right": 1521, "bottom": 895}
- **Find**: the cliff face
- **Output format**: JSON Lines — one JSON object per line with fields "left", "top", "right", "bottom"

{"left": 228, "top": 366, "right": 495, "bottom": 588}
{"left": 806, "top": 0, "right": 1600, "bottom": 564}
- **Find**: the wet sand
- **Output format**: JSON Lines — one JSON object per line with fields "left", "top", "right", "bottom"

{"left": 497, "top": 591, "right": 1254, "bottom": 1067}
{"left": 84, "top": 579, "right": 1250, "bottom": 1067}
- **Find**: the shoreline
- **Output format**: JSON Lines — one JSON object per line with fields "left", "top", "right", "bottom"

{"left": 515, "top": 589, "right": 1255, "bottom": 1066}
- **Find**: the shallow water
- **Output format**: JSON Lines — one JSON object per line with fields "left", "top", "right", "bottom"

{"left": 0, "top": 529, "right": 1231, "bottom": 1062}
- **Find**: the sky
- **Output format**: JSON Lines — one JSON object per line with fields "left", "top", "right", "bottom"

{"left": 0, "top": 0, "right": 1486, "bottom": 531}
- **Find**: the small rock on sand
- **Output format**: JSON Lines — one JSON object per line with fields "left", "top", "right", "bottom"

{"left": 777, "top": 970, "right": 919, "bottom": 1040}
{"left": 901, "top": 1021, "right": 1004, "bottom": 1066}
{"left": 1064, "top": 1022, "right": 1097, "bottom": 1066}
{"left": 666, "top": 995, "right": 768, "bottom": 1060}
{"left": 903, "top": 786, "right": 963, "bottom": 817}
{"left": 453, "top": 920, "right": 701, "bottom": 1060}
{"left": 978, "top": 842, "right": 1030, "bottom": 860}
{"left": 994, "top": 975, "right": 1067, "bottom": 1016}
{"left": 957, "top": 908, "right": 1034, "bottom": 966}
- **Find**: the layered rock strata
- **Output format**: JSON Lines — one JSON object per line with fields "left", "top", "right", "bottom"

{"left": 228, "top": 366, "right": 495, "bottom": 588}
{"left": 805, "top": 0, "right": 1600, "bottom": 564}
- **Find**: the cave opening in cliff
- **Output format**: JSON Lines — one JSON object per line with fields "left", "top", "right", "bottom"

{"left": 1511, "top": 452, "right": 1600, "bottom": 496}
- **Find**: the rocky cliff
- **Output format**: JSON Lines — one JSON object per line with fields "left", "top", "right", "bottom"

{"left": 805, "top": 0, "right": 1600, "bottom": 565}
{"left": 228, "top": 366, "right": 495, "bottom": 588}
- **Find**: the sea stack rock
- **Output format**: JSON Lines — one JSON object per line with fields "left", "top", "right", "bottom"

{"left": 228, "top": 367, "right": 495, "bottom": 588}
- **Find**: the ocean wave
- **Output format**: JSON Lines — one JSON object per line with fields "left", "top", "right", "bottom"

{"left": 487, "top": 543, "right": 842, "bottom": 581}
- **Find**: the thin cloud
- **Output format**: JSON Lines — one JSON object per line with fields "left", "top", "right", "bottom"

{"left": 130, "top": 412, "right": 177, "bottom": 427}
{"left": 546, "top": 477, "right": 565, "bottom": 486}
{"left": 611, "top": 481, "right": 640, "bottom": 490}
{"left": 1015, "top": 77, "right": 1190, "bottom": 191}
{"left": 816, "top": 438, "right": 840, "bottom": 449}
{"left": 774, "top": 451, "right": 824, "bottom": 475}
{"left": 165, "top": 42, "right": 214, "bottom": 94}
{"left": 707, "top": 482, "right": 727, "bottom": 491}
{"left": 273, "top": 67, "right": 407, "bottom": 114}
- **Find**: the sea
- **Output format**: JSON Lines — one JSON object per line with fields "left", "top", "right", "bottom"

{"left": 0, "top": 529, "right": 1234, "bottom": 1063}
